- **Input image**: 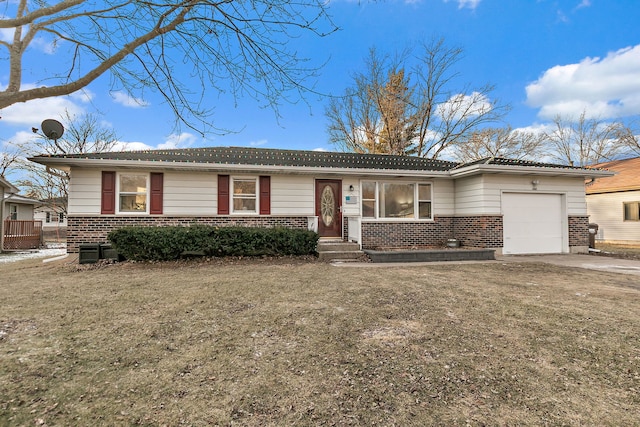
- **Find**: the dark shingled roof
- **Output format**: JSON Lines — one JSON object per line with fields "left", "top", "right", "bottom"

{"left": 31, "top": 147, "right": 602, "bottom": 174}
{"left": 452, "top": 157, "right": 596, "bottom": 171}
{"left": 33, "top": 146, "right": 458, "bottom": 171}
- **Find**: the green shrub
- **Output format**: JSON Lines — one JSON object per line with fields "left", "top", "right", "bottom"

{"left": 107, "top": 225, "right": 319, "bottom": 262}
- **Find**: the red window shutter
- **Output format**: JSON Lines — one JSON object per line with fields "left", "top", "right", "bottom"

{"left": 150, "top": 173, "right": 163, "bottom": 214}
{"left": 101, "top": 171, "right": 116, "bottom": 214}
{"left": 218, "top": 175, "right": 230, "bottom": 214}
{"left": 259, "top": 176, "right": 271, "bottom": 215}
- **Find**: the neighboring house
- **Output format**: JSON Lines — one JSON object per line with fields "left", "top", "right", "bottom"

{"left": 34, "top": 198, "right": 68, "bottom": 240}
{"left": 29, "top": 147, "right": 613, "bottom": 256}
{"left": 1, "top": 176, "right": 42, "bottom": 251}
{"left": 586, "top": 157, "right": 640, "bottom": 243}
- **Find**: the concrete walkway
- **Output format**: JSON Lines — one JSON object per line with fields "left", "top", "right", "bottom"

{"left": 497, "top": 253, "right": 640, "bottom": 276}
{"left": 334, "top": 253, "right": 640, "bottom": 276}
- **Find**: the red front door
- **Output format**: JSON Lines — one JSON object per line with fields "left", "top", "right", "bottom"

{"left": 315, "top": 179, "right": 342, "bottom": 238}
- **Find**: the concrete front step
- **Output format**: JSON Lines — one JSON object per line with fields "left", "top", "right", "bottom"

{"left": 317, "top": 241, "right": 363, "bottom": 262}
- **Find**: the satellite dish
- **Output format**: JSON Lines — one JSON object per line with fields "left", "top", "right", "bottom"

{"left": 41, "top": 119, "right": 64, "bottom": 141}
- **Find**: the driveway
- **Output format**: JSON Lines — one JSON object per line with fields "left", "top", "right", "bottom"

{"left": 497, "top": 253, "right": 640, "bottom": 276}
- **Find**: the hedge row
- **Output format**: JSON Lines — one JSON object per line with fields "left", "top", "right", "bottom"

{"left": 107, "top": 225, "right": 319, "bottom": 261}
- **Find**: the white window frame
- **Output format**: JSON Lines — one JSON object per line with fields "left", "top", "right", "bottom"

{"left": 9, "top": 204, "right": 18, "bottom": 220}
{"left": 231, "top": 177, "right": 258, "bottom": 214}
{"left": 116, "top": 172, "right": 149, "bottom": 214}
{"left": 360, "top": 180, "right": 433, "bottom": 221}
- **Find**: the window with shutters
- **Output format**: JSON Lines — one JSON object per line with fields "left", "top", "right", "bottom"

{"left": 108, "top": 172, "right": 163, "bottom": 215}
{"left": 118, "top": 173, "right": 148, "bottom": 213}
{"left": 218, "top": 175, "right": 270, "bottom": 215}
{"left": 232, "top": 178, "right": 257, "bottom": 213}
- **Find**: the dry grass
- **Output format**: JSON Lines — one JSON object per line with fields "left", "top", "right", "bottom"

{"left": 593, "top": 242, "right": 640, "bottom": 260}
{"left": 1, "top": 256, "right": 639, "bottom": 426}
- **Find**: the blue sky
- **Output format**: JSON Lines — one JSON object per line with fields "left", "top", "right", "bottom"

{"left": 2, "top": 0, "right": 640, "bottom": 158}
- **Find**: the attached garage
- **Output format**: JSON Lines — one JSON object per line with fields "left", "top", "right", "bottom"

{"left": 502, "top": 192, "right": 566, "bottom": 255}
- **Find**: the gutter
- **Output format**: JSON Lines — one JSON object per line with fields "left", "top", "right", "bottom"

{"left": 449, "top": 163, "right": 616, "bottom": 179}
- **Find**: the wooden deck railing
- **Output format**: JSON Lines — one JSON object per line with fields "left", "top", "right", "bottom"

{"left": 2, "top": 220, "right": 43, "bottom": 250}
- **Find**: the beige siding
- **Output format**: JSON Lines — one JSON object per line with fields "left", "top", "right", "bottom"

{"left": 163, "top": 171, "right": 216, "bottom": 215}
{"left": 341, "top": 178, "right": 360, "bottom": 217}
{"left": 454, "top": 174, "right": 587, "bottom": 216}
{"left": 587, "top": 190, "right": 640, "bottom": 242}
{"left": 433, "top": 179, "right": 455, "bottom": 215}
{"left": 454, "top": 176, "right": 487, "bottom": 215}
{"left": 270, "top": 175, "right": 315, "bottom": 215}
{"left": 68, "top": 168, "right": 102, "bottom": 215}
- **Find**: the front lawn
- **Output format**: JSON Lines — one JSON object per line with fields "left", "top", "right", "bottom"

{"left": 1, "top": 257, "right": 638, "bottom": 426}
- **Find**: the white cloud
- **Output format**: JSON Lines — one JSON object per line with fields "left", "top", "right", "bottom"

{"left": 103, "top": 133, "right": 199, "bottom": 152}
{"left": 112, "top": 141, "right": 154, "bottom": 151}
{"left": 158, "top": 132, "right": 198, "bottom": 149}
{"left": 575, "top": 0, "right": 591, "bottom": 10}
{"left": 444, "top": 0, "right": 481, "bottom": 10}
{"left": 248, "top": 139, "right": 268, "bottom": 147}
{"left": 111, "top": 91, "right": 149, "bottom": 108}
{"left": 526, "top": 45, "right": 640, "bottom": 120}
{"left": 0, "top": 86, "right": 87, "bottom": 126}
{"left": 436, "top": 92, "right": 492, "bottom": 120}
{"left": 2, "top": 130, "right": 39, "bottom": 147}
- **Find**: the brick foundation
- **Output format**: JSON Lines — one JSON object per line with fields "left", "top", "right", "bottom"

{"left": 67, "top": 216, "right": 309, "bottom": 253}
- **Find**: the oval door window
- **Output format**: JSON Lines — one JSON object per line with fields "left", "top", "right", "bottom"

{"left": 320, "top": 185, "right": 335, "bottom": 227}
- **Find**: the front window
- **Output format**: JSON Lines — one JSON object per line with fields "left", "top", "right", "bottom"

{"left": 418, "top": 184, "right": 432, "bottom": 219}
{"left": 119, "top": 174, "right": 148, "bottom": 213}
{"left": 361, "top": 181, "right": 432, "bottom": 220}
{"left": 232, "top": 178, "right": 257, "bottom": 213}
{"left": 46, "top": 212, "right": 51, "bottom": 223}
{"left": 58, "top": 212, "right": 65, "bottom": 223}
{"left": 9, "top": 204, "right": 17, "bottom": 220}
{"left": 623, "top": 201, "right": 640, "bottom": 221}
{"left": 380, "top": 183, "right": 415, "bottom": 218}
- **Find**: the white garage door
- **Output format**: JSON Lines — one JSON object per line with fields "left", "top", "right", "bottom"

{"left": 502, "top": 193, "right": 565, "bottom": 255}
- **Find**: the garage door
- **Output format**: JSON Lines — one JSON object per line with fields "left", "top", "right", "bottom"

{"left": 502, "top": 193, "right": 565, "bottom": 255}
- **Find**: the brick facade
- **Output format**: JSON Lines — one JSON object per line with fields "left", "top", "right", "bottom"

{"left": 68, "top": 214, "right": 590, "bottom": 254}
{"left": 67, "top": 216, "right": 309, "bottom": 253}
{"left": 452, "top": 215, "right": 504, "bottom": 249}
{"left": 360, "top": 217, "right": 454, "bottom": 249}
{"left": 568, "top": 215, "right": 589, "bottom": 248}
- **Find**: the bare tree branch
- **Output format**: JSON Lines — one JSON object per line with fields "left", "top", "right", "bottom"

{"left": 543, "top": 111, "right": 631, "bottom": 166}
{"left": 452, "top": 127, "right": 547, "bottom": 162}
{"left": 326, "top": 38, "right": 509, "bottom": 158}
{"left": 0, "top": 0, "right": 337, "bottom": 133}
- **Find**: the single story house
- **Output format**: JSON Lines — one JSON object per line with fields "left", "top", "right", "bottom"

{"left": 1, "top": 176, "right": 42, "bottom": 251}
{"left": 29, "top": 147, "right": 613, "bottom": 256}
{"left": 34, "top": 197, "right": 68, "bottom": 240}
{"left": 586, "top": 157, "right": 640, "bottom": 243}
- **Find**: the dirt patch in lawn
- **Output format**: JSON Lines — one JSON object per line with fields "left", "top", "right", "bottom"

{"left": 1, "top": 257, "right": 639, "bottom": 426}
